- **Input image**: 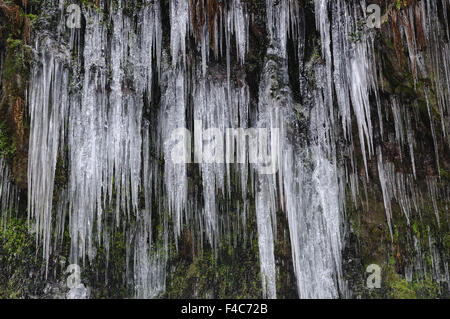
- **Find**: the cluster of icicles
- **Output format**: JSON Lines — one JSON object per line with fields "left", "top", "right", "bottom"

{"left": 0, "top": 0, "right": 447, "bottom": 298}
{"left": 0, "top": 158, "right": 19, "bottom": 229}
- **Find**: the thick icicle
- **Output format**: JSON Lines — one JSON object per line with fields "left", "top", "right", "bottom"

{"left": 252, "top": 0, "right": 345, "bottom": 298}
{"left": 159, "top": 56, "right": 188, "bottom": 242}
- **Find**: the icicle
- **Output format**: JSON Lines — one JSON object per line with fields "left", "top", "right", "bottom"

{"left": 427, "top": 230, "right": 448, "bottom": 284}
{"left": 223, "top": 1, "right": 249, "bottom": 93}
{"left": 133, "top": 220, "right": 167, "bottom": 299}
{"left": 0, "top": 158, "right": 18, "bottom": 227}
{"left": 255, "top": 178, "right": 276, "bottom": 299}
{"left": 349, "top": 38, "right": 375, "bottom": 174}
{"left": 191, "top": 66, "right": 250, "bottom": 248}
{"left": 230, "top": 0, "right": 249, "bottom": 65}
{"left": 28, "top": 36, "right": 70, "bottom": 271}
{"left": 159, "top": 53, "right": 188, "bottom": 243}
{"left": 423, "top": 0, "right": 450, "bottom": 138}
{"left": 394, "top": 173, "right": 413, "bottom": 226}
{"left": 315, "top": 0, "right": 335, "bottom": 132}
{"left": 141, "top": 1, "right": 162, "bottom": 102}
{"left": 405, "top": 107, "right": 417, "bottom": 178}
{"left": 390, "top": 97, "right": 406, "bottom": 159}
{"left": 424, "top": 90, "right": 440, "bottom": 174}
{"left": 426, "top": 177, "right": 441, "bottom": 227}
{"left": 377, "top": 148, "right": 394, "bottom": 240}
{"left": 170, "top": 0, "right": 189, "bottom": 67}
{"left": 318, "top": 1, "right": 378, "bottom": 177}
{"left": 251, "top": 0, "right": 345, "bottom": 298}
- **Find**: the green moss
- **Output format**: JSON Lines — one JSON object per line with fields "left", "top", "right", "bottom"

{"left": 439, "top": 169, "right": 449, "bottom": 181}
{"left": 85, "top": 228, "right": 132, "bottom": 299}
{"left": 389, "top": 273, "right": 416, "bottom": 298}
{"left": 24, "top": 13, "right": 38, "bottom": 26}
{"left": 2, "top": 36, "right": 32, "bottom": 91}
{"left": 0, "top": 218, "right": 46, "bottom": 298}
{"left": 0, "top": 122, "right": 16, "bottom": 159}
{"left": 80, "top": 0, "right": 103, "bottom": 12}
{"left": 387, "top": 271, "right": 440, "bottom": 299}
{"left": 165, "top": 236, "right": 262, "bottom": 298}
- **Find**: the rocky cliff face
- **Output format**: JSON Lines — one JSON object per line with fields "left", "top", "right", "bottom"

{"left": 0, "top": 0, "right": 448, "bottom": 299}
